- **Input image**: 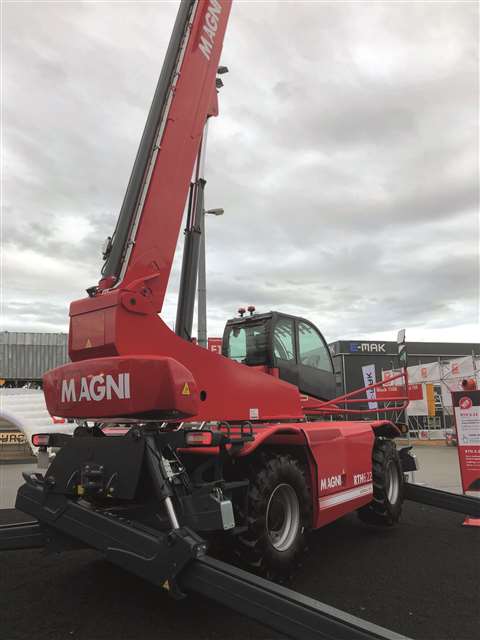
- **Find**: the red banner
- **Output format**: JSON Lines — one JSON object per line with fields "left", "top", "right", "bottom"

{"left": 376, "top": 383, "right": 423, "bottom": 401}
{"left": 452, "top": 390, "right": 480, "bottom": 493}
{"left": 207, "top": 337, "right": 223, "bottom": 354}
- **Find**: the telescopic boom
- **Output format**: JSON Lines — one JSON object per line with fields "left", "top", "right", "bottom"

{"left": 98, "top": 0, "right": 230, "bottom": 316}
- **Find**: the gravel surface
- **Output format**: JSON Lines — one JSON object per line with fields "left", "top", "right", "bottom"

{"left": 1, "top": 501, "right": 478, "bottom": 640}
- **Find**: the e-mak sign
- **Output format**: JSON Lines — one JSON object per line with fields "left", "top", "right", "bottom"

{"left": 349, "top": 343, "right": 386, "bottom": 353}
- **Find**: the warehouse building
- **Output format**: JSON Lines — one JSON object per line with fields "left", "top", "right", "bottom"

{"left": 329, "top": 339, "right": 480, "bottom": 395}
{"left": 0, "top": 332, "right": 68, "bottom": 387}
{"left": 0, "top": 332, "right": 70, "bottom": 460}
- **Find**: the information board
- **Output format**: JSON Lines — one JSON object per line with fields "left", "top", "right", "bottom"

{"left": 452, "top": 390, "right": 480, "bottom": 493}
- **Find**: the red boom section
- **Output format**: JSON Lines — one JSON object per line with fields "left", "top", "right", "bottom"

{"left": 120, "top": 0, "right": 232, "bottom": 311}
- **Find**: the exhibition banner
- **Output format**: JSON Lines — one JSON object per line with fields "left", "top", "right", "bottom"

{"left": 409, "top": 361, "right": 440, "bottom": 384}
{"left": 376, "top": 381, "right": 423, "bottom": 401}
{"left": 362, "top": 364, "right": 377, "bottom": 409}
{"left": 440, "top": 356, "right": 479, "bottom": 407}
{"left": 404, "top": 383, "right": 435, "bottom": 417}
{"left": 452, "top": 390, "right": 480, "bottom": 493}
{"left": 207, "top": 337, "right": 223, "bottom": 354}
{"left": 380, "top": 371, "right": 433, "bottom": 415}
{"left": 0, "top": 431, "right": 27, "bottom": 445}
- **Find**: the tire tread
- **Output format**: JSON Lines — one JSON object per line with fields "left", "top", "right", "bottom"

{"left": 235, "top": 453, "right": 311, "bottom": 581}
{"left": 358, "top": 438, "right": 403, "bottom": 526}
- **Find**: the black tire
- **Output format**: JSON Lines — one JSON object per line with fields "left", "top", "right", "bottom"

{"left": 358, "top": 438, "right": 404, "bottom": 526}
{"left": 236, "top": 453, "right": 311, "bottom": 581}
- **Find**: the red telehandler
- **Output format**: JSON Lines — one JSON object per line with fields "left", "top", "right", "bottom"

{"left": 2, "top": 0, "right": 420, "bottom": 621}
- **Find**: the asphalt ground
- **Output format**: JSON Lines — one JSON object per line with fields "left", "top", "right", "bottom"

{"left": 1, "top": 499, "right": 479, "bottom": 640}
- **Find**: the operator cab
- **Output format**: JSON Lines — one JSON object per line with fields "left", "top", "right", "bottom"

{"left": 222, "top": 310, "right": 336, "bottom": 401}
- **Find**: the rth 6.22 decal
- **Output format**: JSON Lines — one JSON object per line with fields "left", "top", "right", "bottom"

{"left": 353, "top": 471, "right": 372, "bottom": 486}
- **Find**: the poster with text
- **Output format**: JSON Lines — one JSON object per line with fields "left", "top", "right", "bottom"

{"left": 207, "top": 337, "right": 223, "bottom": 354}
{"left": 362, "top": 364, "right": 377, "bottom": 409}
{"left": 452, "top": 390, "right": 480, "bottom": 493}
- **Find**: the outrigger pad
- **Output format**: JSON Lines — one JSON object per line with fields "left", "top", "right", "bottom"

{"left": 0, "top": 521, "right": 46, "bottom": 551}
{"left": 15, "top": 479, "right": 207, "bottom": 596}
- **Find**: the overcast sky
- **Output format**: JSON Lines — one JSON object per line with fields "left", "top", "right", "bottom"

{"left": 2, "top": 0, "right": 479, "bottom": 345}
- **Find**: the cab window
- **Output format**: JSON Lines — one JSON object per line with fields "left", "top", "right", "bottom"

{"left": 273, "top": 317, "right": 295, "bottom": 361}
{"left": 298, "top": 321, "right": 332, "bottom": 371}
{"left": 226, "top": 322, "right": 268, "bottom": 365}
{"left": 227, "top": 327, "right": 247, "bottom": 362}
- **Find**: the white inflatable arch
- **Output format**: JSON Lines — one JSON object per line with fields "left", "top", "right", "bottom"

{"left": 0, "top": 388, "right": 76, "bottom": 456}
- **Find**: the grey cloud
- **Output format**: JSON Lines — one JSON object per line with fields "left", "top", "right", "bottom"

{"left": 2, "top": 1, "right": 478, "bottom": 344}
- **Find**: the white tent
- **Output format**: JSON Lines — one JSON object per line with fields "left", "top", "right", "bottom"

{"left": 0, "top": 388, "right": 76, "bottom": 458}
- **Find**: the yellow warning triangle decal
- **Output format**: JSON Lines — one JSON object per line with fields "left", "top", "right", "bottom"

{"left": 181, "top": 382, "right": 190, "bottom": 396}
{"left": 85, "top": 338, "right": 92, "bottom": 348}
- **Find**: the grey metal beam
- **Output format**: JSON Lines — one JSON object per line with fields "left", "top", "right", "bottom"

{"left": 181, "top": 556, "right": 411, "bottom": 640}
{"left": 197, "top": 209, "right": 207, "bottom": 348}
{"left": 0, "top": 521, "right": 45, "bottom": 550}
{"left": 404, "top": 483, "right": 480, "bottom": 516}
{"left": 175, "top": 178, "right": 205, "bottom": 340}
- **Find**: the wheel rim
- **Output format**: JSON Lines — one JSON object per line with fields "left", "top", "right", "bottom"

{"left": 385, "top": 460, "right": 400, "bottom": 504}
{"left": 266, "top": 483, "right": 300, "bottom": 552}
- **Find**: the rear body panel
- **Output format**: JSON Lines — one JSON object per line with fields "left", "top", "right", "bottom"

{"left": 44, "top": 311, "right": 304, "bottom": 422}
{"left": 305, "top": 422, "right": 374, "bottom": 527}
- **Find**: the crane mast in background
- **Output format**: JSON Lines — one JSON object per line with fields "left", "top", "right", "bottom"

{"left": 174, "top": 125, "right": 209, "bottom": 341}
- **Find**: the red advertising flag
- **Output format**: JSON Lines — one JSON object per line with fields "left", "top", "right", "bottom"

{"left": 376, "top": 386, "right": 404, "bottom": 400}
{"left": 408, "top": 384, "right": 423, "bottom": 401}
{"left": 376, "top": 383, "right": 423, "bottom": 401}
{"left": 452, "top": 390, "right": 480, "bottom": 494}
{"left": 207, "top": 337, "right": 223, "bottom": 355}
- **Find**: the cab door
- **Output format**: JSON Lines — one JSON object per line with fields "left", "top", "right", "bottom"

{"left": 271, "top": 315, "right": 298, "bottom": 387}
{"left": 296, "top": 320, "right": 335, "bottom": 400}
